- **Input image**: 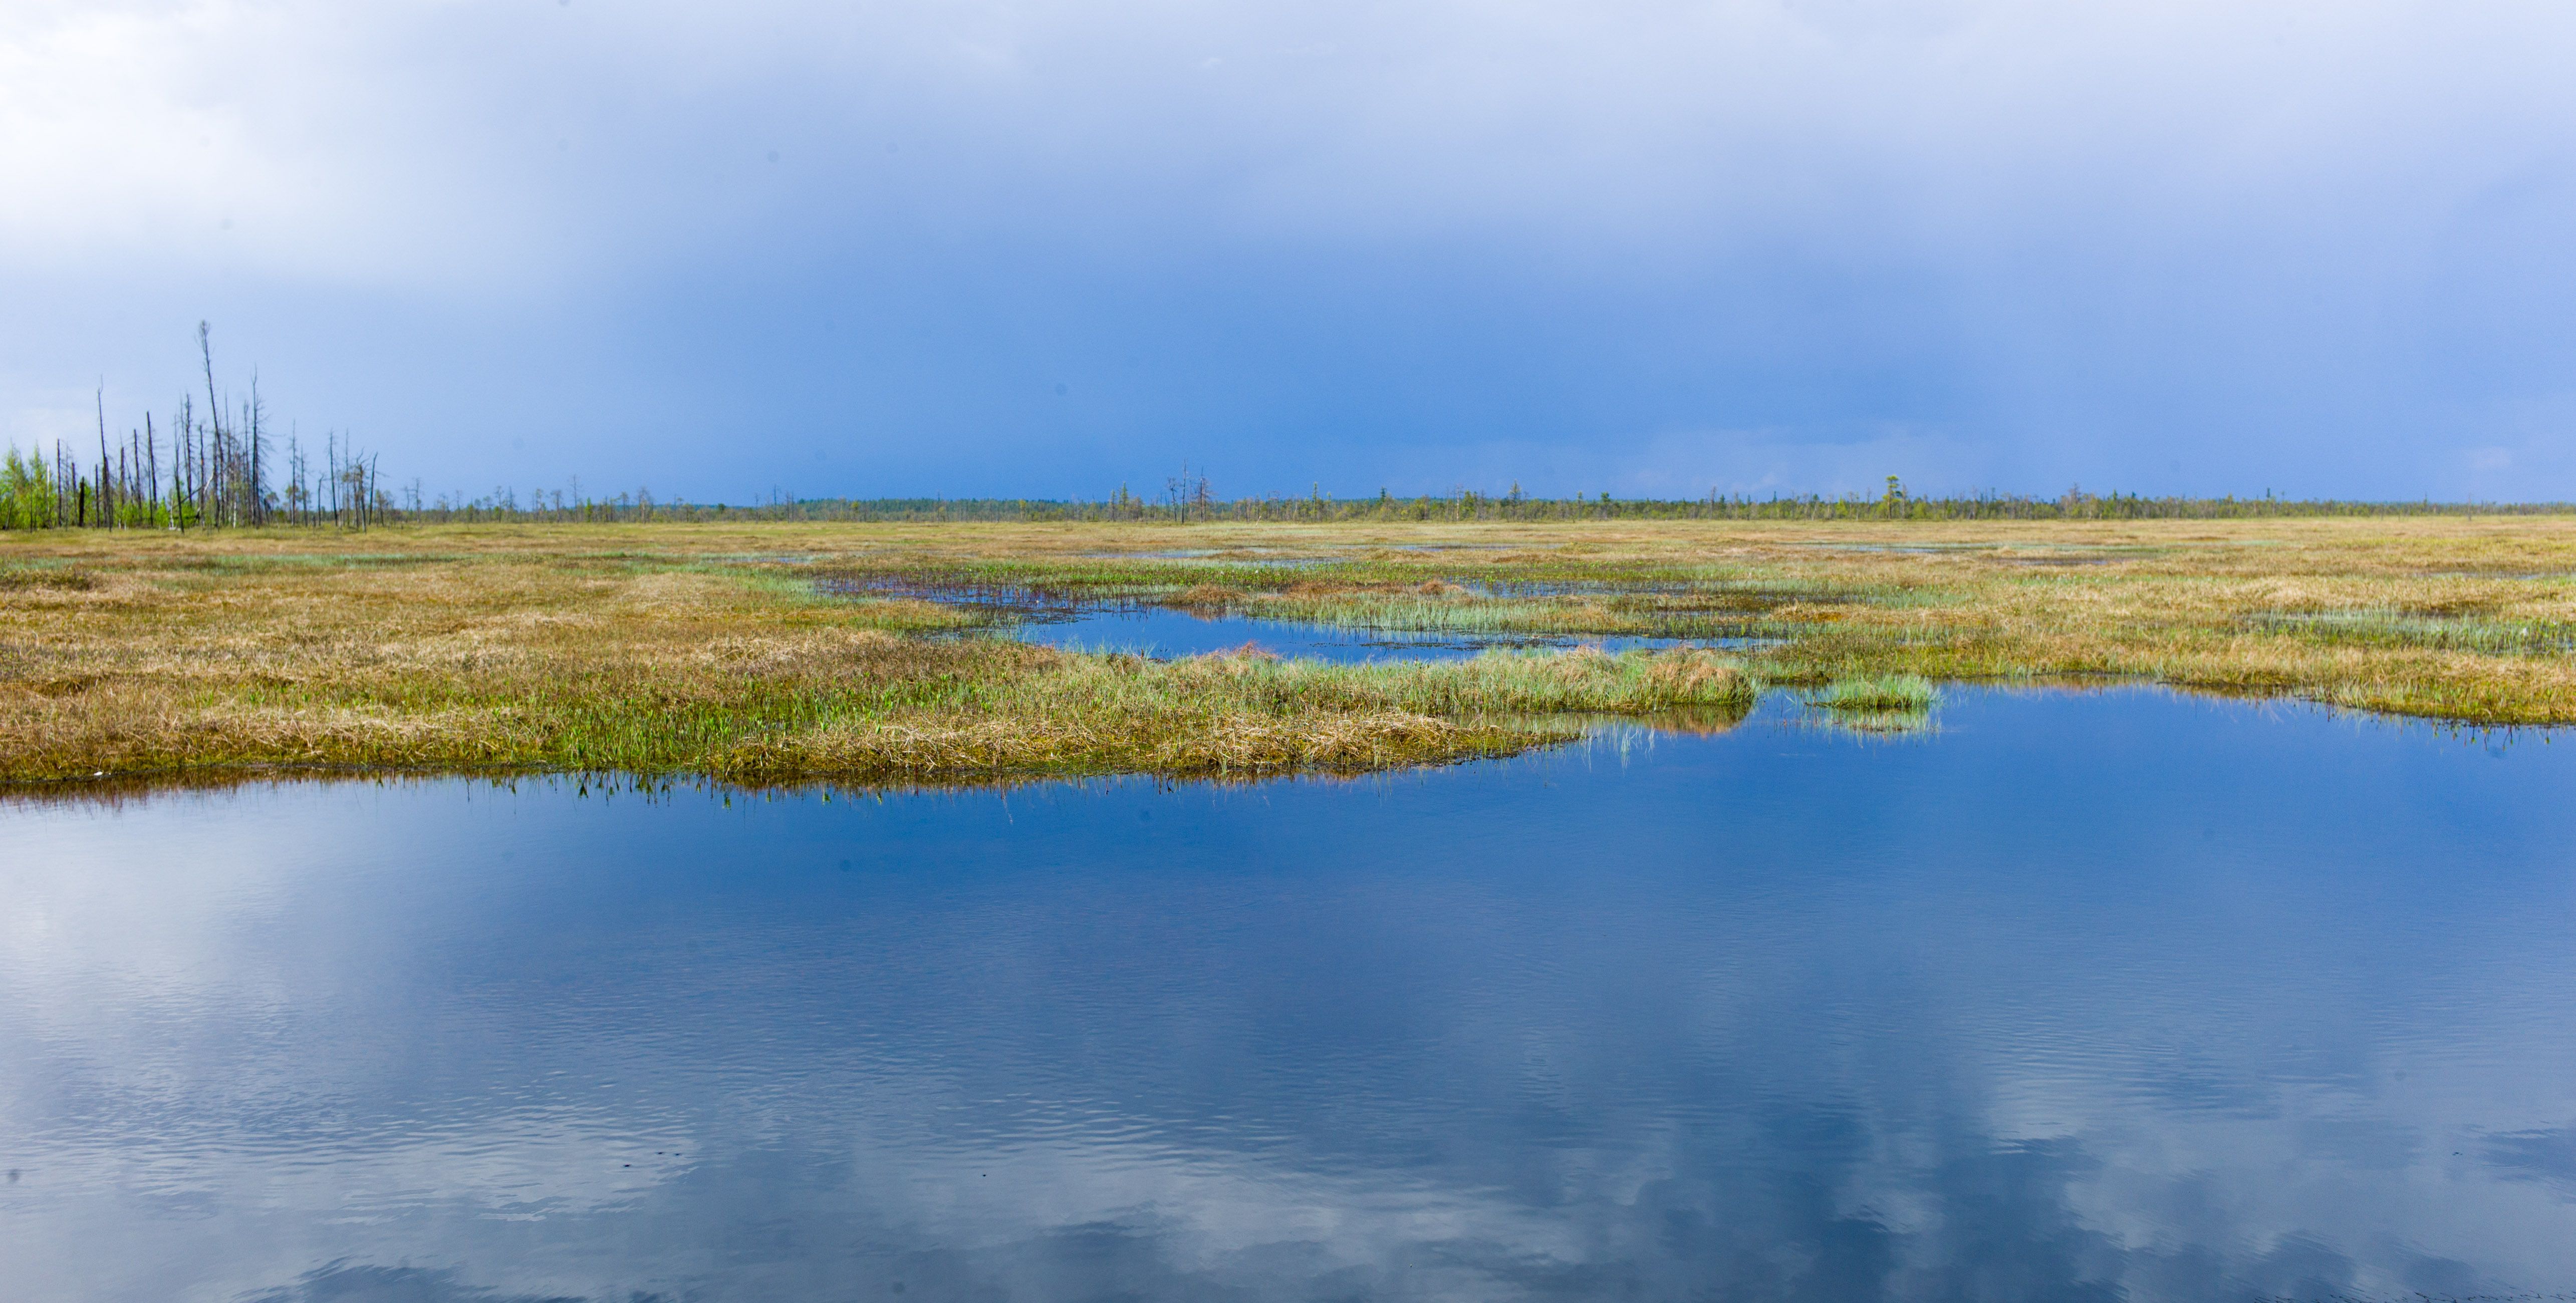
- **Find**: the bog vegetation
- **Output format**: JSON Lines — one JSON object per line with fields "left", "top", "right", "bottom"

{"left": 5, "top": 515, "right": 2573, "bottom": 790}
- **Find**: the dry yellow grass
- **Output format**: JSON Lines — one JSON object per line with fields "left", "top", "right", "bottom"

{"left": 4, "top": 515, "right": 2568, "bottom": 788}
{"left": 0, "top": 525, "right": 1760, "bottom": 786}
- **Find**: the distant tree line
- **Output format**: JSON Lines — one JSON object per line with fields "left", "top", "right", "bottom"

{"left": 322, "top": 480, "right": 2576, "bottom": 526}
{"left": 7, "top": 346, "right": 2568, "bottom": 530}
{"left": 16, "top": 463, "right": 2572, "bottom": 532}
{"left": 342, "top": 473, "right": 2576, "bottom": 524}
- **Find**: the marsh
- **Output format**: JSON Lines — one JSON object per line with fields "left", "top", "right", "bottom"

{"left": 9, "top": 519, "right": 2576, "bottom": 1300}
{"left": 8, "top": 517, "right": 2576, "bottom": 790}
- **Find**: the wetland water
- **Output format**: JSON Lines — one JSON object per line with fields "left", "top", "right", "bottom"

{"left": 1006, "top": 605, "right": 1712, "bottom": 661}
{"left": 823, "top": 578, "right": 1743, "bottom": 660}
{"left": 5, "top": 688, "right": 2575, "bottom": 1301}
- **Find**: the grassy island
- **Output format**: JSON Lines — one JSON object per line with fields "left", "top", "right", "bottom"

{"left": 5, "top": 516, "right": 2572, "bottom": 788}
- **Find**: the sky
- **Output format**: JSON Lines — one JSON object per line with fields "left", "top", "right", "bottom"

{"left": 5, "top": 0, "right": 2575, "bottom": 504}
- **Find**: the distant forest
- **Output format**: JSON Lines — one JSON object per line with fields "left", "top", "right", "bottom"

{"left": 7, "top": 330, "right": 2567, "bottom": 530}
{"left": 10, "top": 462, "right": 2565, "bottom": 530}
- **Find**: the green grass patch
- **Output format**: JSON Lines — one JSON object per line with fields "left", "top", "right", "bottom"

{"left": 1811, "top": 673, "right": 1938, "bottom": 712}
{"left": 2251, "top": 610, "right": 2576, "bottom": 656}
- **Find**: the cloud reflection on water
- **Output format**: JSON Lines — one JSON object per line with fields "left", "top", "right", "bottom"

{"left": 3, "top": 689, "right": 2574, "bottom": 1300}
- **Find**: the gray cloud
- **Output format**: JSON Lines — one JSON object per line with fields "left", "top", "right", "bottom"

{"left": 6, "top": 1, "right": 2575, "bottom": 495}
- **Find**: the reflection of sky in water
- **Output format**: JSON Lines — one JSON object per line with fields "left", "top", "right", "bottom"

{"left": 1006, "top": 605, "right": 1717, "bottom": 661}
{"left": 4, "top": 688, "right": 2574, "bottom": 1301}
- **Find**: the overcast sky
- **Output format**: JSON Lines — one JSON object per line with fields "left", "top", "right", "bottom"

{"left": 6, "top": 0, "right": 2575, "bottom": 502}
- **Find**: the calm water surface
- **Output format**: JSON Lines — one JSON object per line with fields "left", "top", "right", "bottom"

{"left": 4, "top": 688, "right": 2574, "bottom": 1301}
{"left": 1007, "top": 605, "right": 1716, "bottom": 660}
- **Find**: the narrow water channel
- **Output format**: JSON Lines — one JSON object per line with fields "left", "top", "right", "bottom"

{"left": 4, "top": 688, "right": 2571, "bottom": 1301}
{"left": 823, "top": 578, "right": 1739, "bottom": 661}
{"left": 1004, "top": 604, "right": 1720, "bottom": 660}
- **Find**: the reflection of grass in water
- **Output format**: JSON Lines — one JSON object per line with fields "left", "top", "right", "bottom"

{"left": 1805, "top": 707, "right": 1937, "bottom": 737}
{"left": 1801, "top": 674, "right": 1937, "bottom": 735}
{"left": 1505, "top": 692, "right": 1761, "bottom": 738}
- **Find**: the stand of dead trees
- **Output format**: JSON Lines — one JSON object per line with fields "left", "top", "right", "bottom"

{"left": 0, "top": 324, "right": 388, "bottom": 532}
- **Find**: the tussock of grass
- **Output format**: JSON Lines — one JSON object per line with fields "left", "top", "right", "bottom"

{"left": 1187, "top": 581, "right": 1889, "bottom": 639}
{"left": 1812, "top": 673, "right": 1938, "bottom": 712}
{"left": 1811, "top": 710, "right": 1936, "bottom": 737}
{"left": 0, "top": 566, "right": 95, "bottom": 591}
{"left": 710, "top": 646, "right": 1757, "bottom": 780}
{"left": 709, "top": 702, "right": 1530, "bottom": 781}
